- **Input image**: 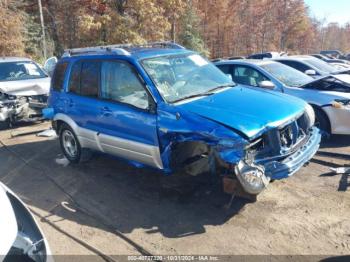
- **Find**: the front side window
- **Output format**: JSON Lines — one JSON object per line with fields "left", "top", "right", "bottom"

{"left": 142, "top": 54, "right": 233, "bottom": 103}
{"left": 232, "top": 65, "right": 268, "bottom": 87}
{"left": 260, "top": 62, "right": 313, "bottom": 87}
{"left": 100, "top": 61, "right": 149, "bottom": 110}
{"left": 0, "top": 61, "right": 47, "bottom": 82}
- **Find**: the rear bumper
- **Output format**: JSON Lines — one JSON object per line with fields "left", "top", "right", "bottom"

{"left": 264, "top": 127, "right": 321, "bottom": 179}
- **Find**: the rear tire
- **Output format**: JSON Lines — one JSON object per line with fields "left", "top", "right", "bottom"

{"left": 59, "top": 123, "right": 81, "bottom": 163}
{"left": 313, "top": 107, "right": 330, "bottom": 134}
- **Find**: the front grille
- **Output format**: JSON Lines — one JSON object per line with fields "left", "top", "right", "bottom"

{"left": 247, "top": 113, "right": 311, "bottom": 163}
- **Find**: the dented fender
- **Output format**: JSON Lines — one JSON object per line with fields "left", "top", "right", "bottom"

{"left": 156, "top": 103, "right": 249, "bottom": 173}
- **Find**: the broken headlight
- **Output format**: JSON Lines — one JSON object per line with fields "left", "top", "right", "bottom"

{"left": 5, "top": 192, "right": 47, "bottom": 262}
{"left": 235, "top": 160, "right": 270, "bottom": 195}
{"left": 305, "top": 104, "right": 315, "bottom": 127}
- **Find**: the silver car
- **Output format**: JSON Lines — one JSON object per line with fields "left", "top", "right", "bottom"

{"left": 0, "top": 57, "right": 51, "bottom": 129}
{"left": 215, "top": 59, "right": 350, "bottom": 135}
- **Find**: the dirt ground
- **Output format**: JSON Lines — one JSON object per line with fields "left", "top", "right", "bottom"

{"left": 0, "top": 122, "right": 349, "bottom": 259}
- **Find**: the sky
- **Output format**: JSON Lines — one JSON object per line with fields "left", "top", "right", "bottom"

{"left": 304, "top": 0, "right": 350, "bottom": 25}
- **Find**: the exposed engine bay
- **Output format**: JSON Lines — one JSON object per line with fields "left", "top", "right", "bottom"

{"left": 0, "top": 92, "right": 48, "bottom": 127}
{"left": 303, "top": 74, "right": 350, "bottom": 92}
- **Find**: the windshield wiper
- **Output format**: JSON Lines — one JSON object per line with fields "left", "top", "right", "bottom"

{"left": 172, "top": 92, "right": 215, "bottom": 103}
{"left": 172, "top": 83, "right": 235, "bottom": 103}
{"left": 206, "top": 83, "right": 236, "bottom": 93}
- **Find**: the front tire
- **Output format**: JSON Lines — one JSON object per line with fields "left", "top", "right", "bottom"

{"left": 59, "top": 124, "right": 81, "bottom": 163}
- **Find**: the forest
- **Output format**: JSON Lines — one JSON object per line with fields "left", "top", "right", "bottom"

{"left": 0, "top": 0, "right": 349, "bottom": 61}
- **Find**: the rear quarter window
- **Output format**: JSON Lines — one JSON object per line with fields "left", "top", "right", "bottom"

{"left": 52, "top": 62, "right": 68, "bottom": 91}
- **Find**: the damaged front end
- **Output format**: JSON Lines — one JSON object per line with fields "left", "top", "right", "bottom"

{"left": 0, "top": 92, "right": 48, "bottom": 128}
{"left": 226, "top": 111, "right": 321, "bottom": 196}
{"left": 158, "top": 104, "right": 321, "bottom": 198}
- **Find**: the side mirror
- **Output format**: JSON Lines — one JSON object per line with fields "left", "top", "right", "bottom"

{"left": 43, "top": 57, "right": 58, "bottom": 77}
{"left": 259, "top": 80, "right": 275, "bottom": 90}
{"left": 305, "top": 69, "right": 316, "bottom": 76}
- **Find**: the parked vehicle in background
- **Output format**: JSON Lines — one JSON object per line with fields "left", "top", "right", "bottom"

{"left": 247, "top": 51, "right": 285, "bottom": 59}
{"left": 44, "top": 42, "right": 320, "bottom": 197}
{"left": 228, "top": 56, "right": 245, "bottom": 60}
{"left": 0, "top": 182, "right": 51, "bottom": 261}
{"left": 0, "top": 57, "right": 51, "bottom": 129}
{"left": 215, "top": 59, "right": 350, "bottom": 135}
{"left": 310, "top": 54, "right": 350, "bottom": 66}
{"left": 320, "top": 50, "right": 347, "bottom": 59}
{"left": 273, "top": 55, "right": 350, "bottom": 78}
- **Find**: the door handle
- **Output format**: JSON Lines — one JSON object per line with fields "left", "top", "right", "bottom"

{"left": 100, "top": 106, "right": 112, "bottom": 116}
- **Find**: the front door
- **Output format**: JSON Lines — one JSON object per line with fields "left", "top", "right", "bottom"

{"left": 96, "top": 60, "right": 162, "bottom": 169}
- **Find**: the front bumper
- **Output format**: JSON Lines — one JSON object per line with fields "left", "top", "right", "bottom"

{"left": 264, "top": 127, "right": 321, "bottom": 179}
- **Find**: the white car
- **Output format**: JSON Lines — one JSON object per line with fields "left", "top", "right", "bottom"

{"left": 215, "top": 59, "right": 350, "bottom": 135}
{"left": 0, "top": 57, "right": 51, "bottom": 129}
{"left": 0, "top": 182, "right": 51, "bottom": 261}
{"left": 274, "top": 55, "right": 350, "bottom": 78}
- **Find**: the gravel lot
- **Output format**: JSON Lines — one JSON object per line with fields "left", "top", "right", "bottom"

{"left": 0, "top": 122, "right": 349, "bottom": 260}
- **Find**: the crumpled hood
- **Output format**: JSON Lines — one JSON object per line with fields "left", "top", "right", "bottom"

{"left": 178, "top": 86, "right": 306, "bottom": 139}
{"left": 0, "top": 77, "right": 50, "bottom": 96}
{"left": 0, "top": 183, "right": 17, "bottom": 255}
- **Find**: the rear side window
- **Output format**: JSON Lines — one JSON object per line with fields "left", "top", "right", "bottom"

{"left": 80, "top": 61, "right": 100, "bottom": 97}
{"left": 68, "top": 61, "right": 81, "bottom": 94}
{"left": 52, "top": 62, "right": 68, "bottom": 91}
{"left": 277, "top": 60, "right": 310, "bottom": 73}
{"left": 68, "top": 61, "right": 99, "bottom": 97}
{"left": 217, "top": 64, "right": 232, "bottom": 75}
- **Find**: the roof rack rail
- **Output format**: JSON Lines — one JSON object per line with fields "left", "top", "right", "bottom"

{"left": 62, "top": 41, "right": 185, "bottom": 57}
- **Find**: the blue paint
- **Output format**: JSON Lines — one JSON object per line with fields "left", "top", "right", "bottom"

{"left": 42, "top": 107, "right": 54, "bottom": 120}
{"left": 47, "top": 46, "right": 319, "bottom": 186}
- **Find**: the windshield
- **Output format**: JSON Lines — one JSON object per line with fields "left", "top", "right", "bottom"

{"left": 142, "top": 54, "right": 234, "bottom": 103}
{"left": 260, "top": 62, "right": 313, "bottom": 87}
{"left": 0, "top": 61, "right": 47, "bottom": 82}
{"left": 305, "top": 57, "right": 338, "bottom": 73}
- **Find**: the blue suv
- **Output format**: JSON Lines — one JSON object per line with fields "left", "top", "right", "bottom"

{"left": 45, "top": 42, "right": 321, "bottom": 197}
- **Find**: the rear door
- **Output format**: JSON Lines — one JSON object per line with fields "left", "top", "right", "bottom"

{"left": 96, "top": 60, "right": 162, "bottom": 168}
{"left": 66, "top": 60, "right": 101, "bottom": 129}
